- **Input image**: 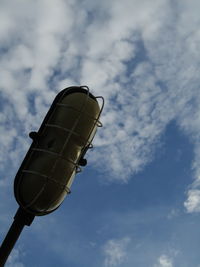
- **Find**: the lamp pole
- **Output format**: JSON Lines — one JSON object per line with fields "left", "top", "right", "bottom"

{"left": 0, "top": 86, "right": 104, "bottom": 266}
{"left": 0, "top": 208, "right": 34, "bottom": 266}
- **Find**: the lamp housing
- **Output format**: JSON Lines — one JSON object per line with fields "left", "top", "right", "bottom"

{"left": 14, "top": 86, "right": 103, "bottom": 216}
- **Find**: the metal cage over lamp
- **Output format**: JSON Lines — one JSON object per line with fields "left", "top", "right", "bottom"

{"left": 0, "top": 86, "right": 104, "bottom": 265}
{"left": 14, "top": 85, "right": 104, "bottom": 215}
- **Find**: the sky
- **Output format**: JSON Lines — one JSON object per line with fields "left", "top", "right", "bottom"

{"left": 1, "top": 0, "right": 200, "bottom": 266}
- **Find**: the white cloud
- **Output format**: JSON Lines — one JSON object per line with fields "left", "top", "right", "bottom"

{"left": 184, "top": 189, "right": 200, "bottom": 213}
{"left": 103, "top": 237, "right": 131, "bottom": 267}
{"left": 154, "top": 254, "right": 173, "bottom": 267}
{"left": 1, "top": 0, "right": 200, "bottom": 210}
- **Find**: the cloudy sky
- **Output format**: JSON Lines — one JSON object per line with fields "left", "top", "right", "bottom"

{"left": 1, "top": 0, "right": 200, "bottom": 266}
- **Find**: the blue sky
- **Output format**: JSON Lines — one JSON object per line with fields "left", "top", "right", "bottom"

{"left": 1, "top": 0, "right": 200, "bottom": 266}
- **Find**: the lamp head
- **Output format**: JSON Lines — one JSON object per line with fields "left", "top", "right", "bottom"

{"left": 14, "top": 86, "right": 104, "bottom": 216}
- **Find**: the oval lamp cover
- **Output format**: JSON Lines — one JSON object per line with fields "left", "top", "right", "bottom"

{"left": 14, "top": 86, "right": 104, "bottom": 216}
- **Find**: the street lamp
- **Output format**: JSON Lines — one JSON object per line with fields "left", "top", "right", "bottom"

{"left": 0, "top": 86, "right": 104, "bottom": 265}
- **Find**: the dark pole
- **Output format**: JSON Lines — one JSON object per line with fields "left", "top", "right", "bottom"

{"left": 0, "top": 207, "right": 35, "bottom": 266}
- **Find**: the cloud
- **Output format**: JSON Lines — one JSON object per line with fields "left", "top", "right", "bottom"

{"left": 0, "top": 0, "right": 167, "bottom": 182}
{"left": 102, "top": 237, "right": 131, "bottom": 267}
{"left": 1, "top": 0, "right": 200, "bottom": 210}
{"left": 184, "top": 189, "right": 200, "bottom": 213}
{"left": 154, "top": 254, "right": 173, "bottom": 267}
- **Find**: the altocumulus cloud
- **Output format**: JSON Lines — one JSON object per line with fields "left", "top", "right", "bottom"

{"left": 1, "top": 0, "right": 200, "bottom": 211}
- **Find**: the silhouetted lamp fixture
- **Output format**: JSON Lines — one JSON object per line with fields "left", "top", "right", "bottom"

{"left": 0, "top": 86, "right": 104, "bottom": 266}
